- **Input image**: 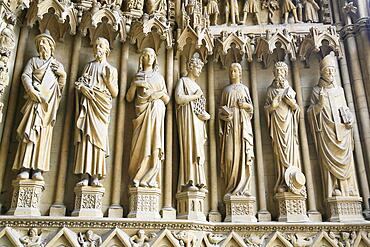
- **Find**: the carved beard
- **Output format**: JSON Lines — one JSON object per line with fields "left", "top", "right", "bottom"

{"left": 275, "top": 76, "right": 286, "bottom": 88}
{"left": 39, "top": 46, "right": 50, "bottom": 59}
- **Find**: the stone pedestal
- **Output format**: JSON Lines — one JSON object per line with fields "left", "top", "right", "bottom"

{"left": 108, "top": 205, "right": 124, "bottom": 218}
{"left": 176, "top": 190, "right": 207, "bottom": 221}
{"left": 275, "top": 192, "right": 309, "bottom": 222}
{"left": 224, "top": 195, "right": 257, "bottom": 223}
{"left": 127, "top": 187, "right": 161, "bottom": 219}
{"left": 8, "top": 179, "right": 45, "bottom": 216}
{"left": 72, "top": 186, "right": 105, "bottom": 217}
{"left": 161, "top": 207, "right": 177, "bottom": 219}
{"left": 327, "top": 196, "right": 364, "bottom": 222}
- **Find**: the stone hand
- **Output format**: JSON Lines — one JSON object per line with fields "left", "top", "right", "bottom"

{"left": 195, "top": 89, "right": 203, "bottom": 99}
{"left": 80, "top": 85, "right": 95, "bottom": 100}
{"left": 28, "top": 87, "right": 42, "bottom": 103}
{"left": 134, "top": 80, "right": 150, "bottom": 89}
{"left": 283, "top": 96, "right": 297, "bottom": 109}
{"left": 150, "top": 91, "right": 164, "bottom": 100}
{"left": 272, "top": 95, "right": 281, "bottom": 109}
{"left": 51, "top": 62, "right": 65, "bottom": 78}
{"left": 103, "top": 66, "right": 112, "bottom": 85}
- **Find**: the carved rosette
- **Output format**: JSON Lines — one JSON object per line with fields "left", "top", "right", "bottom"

{"left": 72, "top": 186, "right": 105, "bottom": 217}
{"left": 275, "top": 192, "right": 309, "bottom": 222}
{"left": 224, "top": 195, "right": 257, "bottom": 223}
{"left": 327, "top": 196, "right": 364, "bottom": 222}
{"left": 128, "top": 187, "right": 161, "bottom": 219}
{"left": 176, "top": 190, "right": 207, "bottom": 221}
{"left": 8, "top": 179, "right": 45, "bottom": 216}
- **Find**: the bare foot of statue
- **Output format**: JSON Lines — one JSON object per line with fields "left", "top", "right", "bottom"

{"left": 17, "top": 169, "right": 30, "bottom": 180}
{"left": 91, "top": 176, "right": 103, "bottom": 187}
{"left": 77, "top": 178, "right": 89, "bottom": 187}
{"left": 32, "top": 170, "right": 44, "bottom": 181}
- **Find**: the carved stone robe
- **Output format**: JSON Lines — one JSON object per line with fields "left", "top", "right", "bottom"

{"left": 175, "top": 77, "right": 207, "bottom": 192}
{"left": 128, "top": 70, "right": 168, "bottom": 187}
{"left": 303, "top": 0, "right": 319, "bottom": 22}
{"left": 13, "top": 57, "right": 64, "bottom": 171}
{"left": 308, "top": 79, "right": 358, "bottom": 198}
{"left": 219, "top": 83, "right": 254, "bottom": 196}
{"left": 265, "top": 80, "right": 300, "bottom": 193}
{"left": 74, "top": 60, "right": 118, "bottom": 178}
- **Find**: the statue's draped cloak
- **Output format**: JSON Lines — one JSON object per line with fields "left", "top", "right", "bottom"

{"left": 219, "top": 83, "right": 254, "bottom": 196}
{"left": 13, "top": 57, "right": 64, "bottom": 171}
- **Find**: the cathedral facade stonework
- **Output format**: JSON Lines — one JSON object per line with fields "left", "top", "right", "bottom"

{"left": 0, "top": 0, "right": 369, "bottom": 246}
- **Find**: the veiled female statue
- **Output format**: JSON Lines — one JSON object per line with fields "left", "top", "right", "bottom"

{"left": 13, "top": 31, "right": 66, "bottom": 181}
{"left": 175, "top": 56, "right": 210, "bottom": 192}
{"left": 308, "top": 55, "right": 359, "bottom": 198}
{"left": 74, "top": 37, "right": 118, "bottom": 187}
{"left": 265, "top": 62, "right": 304, "bottom": 195}
{"left": 219, "top": 63, "right": 254, "bottom": 197}
{"left": 127, "top": 48, "right": 169, "bottom": 188}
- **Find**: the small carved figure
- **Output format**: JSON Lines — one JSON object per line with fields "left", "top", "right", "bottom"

{"left": 242, "top": 0, "right": 260, "bottom": 25}
{"left": 175, "top": 55, "right": 209, "bottom": 192}
{"left": 20, "top": 228, "right": 43, "bottom": 247}
{"left": 146, "top": 0, "right": 167, "bottom": 16}
{"left": 78, "top": 230, "right": 102, "bottom": 247}
{"left": 280, "top": 0, "right": 300, "bottom": 23}
{"left": 219, "top": 63, "right": 254, "bottom": 197}
{"left": 207, "top": 233, "right": 226, "bottom": 245}
{"left": 303, "top": 0, "right": 319, "bottom": 22}
{"left": 130, "top": 230, "right": 156, "bottom": 247}
{"left": 308, "top": 55, "right": 359, "bottom": 198}
{"left": 265, "top": 62, "right": 305, "bottom": 196}
{"left": 225, "top": 0, "right": 240, "bottom": 25}
{"left": 0, "top": 23, "right": 16, "bottom": 51}
{"left": 127, "top": 48, "right": 169, "bottom": 188}
{"left": 244, "top": 233, "right": 268, "bottom": 246}
{"left": 173, "top": 231, "right": 197, "bottom": 247}
{"left": 207, "top": 0, "right": 220, "bottom": 25}
{"left": 13, "top": 30, "right": 66, "bottom": 181}
{"left": 74, "top": 37, "right": 118, "bottom": 187}
{"left": 261, "top": 0, "right": 279, "bottom": 24}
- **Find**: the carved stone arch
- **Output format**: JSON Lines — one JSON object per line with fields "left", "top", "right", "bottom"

{"left": 220, "top": 231, "right": 247, "bottom": 247}
{"left": 26, "top": 0, "right": 78, "bottom": 40}
{"left": 101, "top": 228, "right": 131, "bottom": 247}
{"left": 255, "top": 29, "right": 297, "bottom": 68}
{"left": 44, "top": 227, "right": 79, "bottom": 247}
{"left": 129, "top": 16, "right": 172, "bottom": 53}
{"left": 80, "top": 5, "right": 128, "bottom": 46}
{"left": 0, "top": 227, "right": 22, "bottom": 246}
{"left": 151, "top": 229, "right": 181, "bottom": 247}
{"left": 311, "top": 231, "right": 338, "bottom": 247}
{"left": 353, "top": 231, "right": 370, "bottom": 247}
{"left": 264, "top": 231, "right": 293, "bottom": 247}
{"left": 299, "top": 26, "right": 342, "bottom": 67}
{"left": 177, "top": 25, "right": 214, "bottom": 63}
{"left": 214, "top": 31, "right": 253, "bottom": 67}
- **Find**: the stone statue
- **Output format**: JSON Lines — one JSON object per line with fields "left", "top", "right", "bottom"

{"left": 20, "top": 228, "right": 43, "bottom": 247}
{"left": 242, "top": 0, "right": 261, "bottom": 25}
{"left": 219, "top": 63, "right": 254, "bottom": 197}
{"left": 308, "top": 55, "right": 359, "bottom": 198}
{"left": 130, "top": 230, "right": 156, "bottom": 247}
{"left": 225, "top": 0, "right": 240, "bottom": 25}
{"left": 207, "top": 0, "right": 219, "bottom": 25}
{"left": 12, "top": 30, "right": 66, "bottom": 181}
{"left": 175, "top": 56, "right": 209, "bottom": 192}
{"left": 146, "top": 0, "right": 167, "bottom": 16}
{"left": 74, "top": 37, "right": 118, "bottom": 187}
{"left": 303, "top": 0, "right": 319, "bottom": 22}
{"left": 280, "top": 0, "right": 300, "bottom": 23}
{"left": 78, "top": 230, "right": 102, "bottom": 247}
{"left": 127, "top": 48, "right": 169, "bottom": 188}
{"left": 264, "top": 62, "right": 304, "bottom": 195}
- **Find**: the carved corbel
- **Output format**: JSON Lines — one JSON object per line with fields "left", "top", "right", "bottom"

{"left": 177, "top": 25, "right": 214, "bottom": 63}
{"left": 255, "top": 29, "right": 297, "bottom": 68}
{"left": 26, "top": 0, "right": 78, "bottom": 41}
{"left": 214, "top": 30, "right": 253, "bottom": 67}
{"left": 299, "top": 26, "right": 342, "bottom": 67}
{"left": 129, "top": 15, "right": 172, "bottom": 53}
{"left": 80, "top": 1, "right": 128, "bottom": 45}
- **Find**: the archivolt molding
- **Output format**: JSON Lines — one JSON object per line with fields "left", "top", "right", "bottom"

{"left": 129, "top": 15, "right": 172, "bottom": 53}
{"left": 80, "top": 2, "right": 128, "bottom": 45}
{"left": 255, "top": 29, "right": 297, "bottom": 68}
{"left": 26, "top": 0, "right": 78, "bottom": 39}
{"left": 299, "top": 26, "right": 342, "bottom": 67}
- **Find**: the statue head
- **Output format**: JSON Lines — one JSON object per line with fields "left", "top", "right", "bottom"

{"left": 86, "top": 230, "right": 93, "bottom": 239}
{"left": 35, "top": 30, "right": 55, "bottom": 59}
{"left": 187, "top": 56, "right": 204, "bottom": 79}
{"left": 138, "top": 230, "right": 145, "bottom": 237}
{"left": 138, "top": 48, "right": 158, "bottom": 72}
{"left": 93, "top": 37, "right": 111, "bottom": 61}
{"left": 273, "top": 61, "right": 288, "bottom": 82}
{"left": 229, "top": 63, "right": 242, "bottom": 84}
{"left": 29, "top": 228, "right": 38, "bottom": 237}
{"left": 320, "top": 55, "right": 336, "bottom": 83}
